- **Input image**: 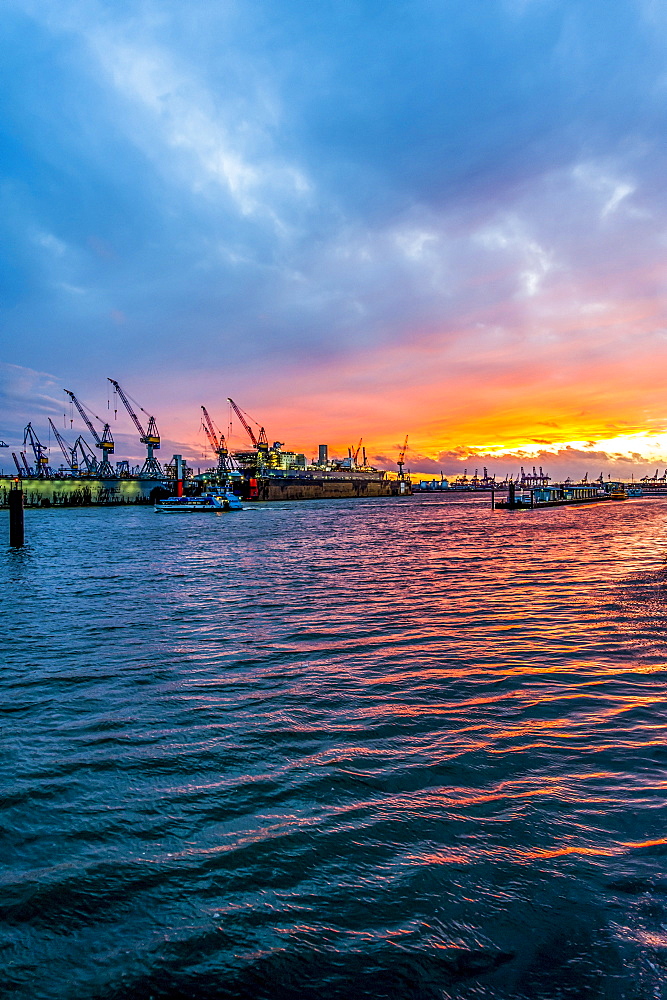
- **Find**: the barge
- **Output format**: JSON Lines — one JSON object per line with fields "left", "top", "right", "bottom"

{"left": 494, "top": 483, "right": 626, "bottom": 510}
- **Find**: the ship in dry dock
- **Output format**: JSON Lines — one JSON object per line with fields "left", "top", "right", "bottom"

{"left": 196, "top": 400, "right": 410, "bottom": 502}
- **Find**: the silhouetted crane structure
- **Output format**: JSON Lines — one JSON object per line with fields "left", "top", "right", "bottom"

{"left": 23, "top": 423, "right": 51, "bottom": 476}
{"left": 64, "top": 390, "right": 115, "bottom": 476}
{"left": 74, "top": 436, "right": 97, "bottom": 474}
{"left": 201, "top": 406, "right": 231, "bottom": 479}
{"left": 228, "top": 398, "right": 269, "bottom": 455}
{"left": 107, "top": 378, "right": 162, "bottom": 477}
{"left": 350, "top": 438, "right": 363, "bottom": 467}
{"left": 397, "top": 435, "right": 408, "bottom": 479}
{"left": 48, "top": 418, "right": 79, "bottom": 473}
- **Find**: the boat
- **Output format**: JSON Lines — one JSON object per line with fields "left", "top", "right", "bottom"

{"left": 155, "top": 492, "right": 242, "bottom": 512}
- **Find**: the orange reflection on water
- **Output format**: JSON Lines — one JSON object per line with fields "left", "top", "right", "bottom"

{"left": 518, "top": 836, "right": 667, "bottom": 861}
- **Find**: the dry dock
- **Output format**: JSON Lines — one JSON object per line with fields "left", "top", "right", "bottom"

{"left": 0, "top": 476, "right": 163, "bottom": 507}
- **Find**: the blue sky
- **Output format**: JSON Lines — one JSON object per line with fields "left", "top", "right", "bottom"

{"left": 3, "top": 0, "right": 667, "bottom": 475}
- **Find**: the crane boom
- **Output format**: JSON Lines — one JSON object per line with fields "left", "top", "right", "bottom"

{"left": 65, "top": 390, "right": 101, "bottom": 445}
{"left": 228, "top": 398, "right": 259, "bottom": 448}
{"left": 201, "top": 406, "right": 232, "bottom": 479}
{"left": 64, "top": 389, "right": 115, "bottom": 475}
{"left": 48, "top": 418, "right": 78, "bottom": 472}
{"left": 201, "top": 406, "right": 221, "bottom": 451}
{"left": 227, "top": 398, "right": 269, "bottom": 452}
{"left": 107, "top": 378, "right": 161, "bottom": 477}
{"left": 74, "top": 436, "right": 97, "bottom": 474}
{"left": 12, "top": 453, "right": 22, "bottom": 475}
{"left": 108, "top": 378, "right": 146, "bottom": 437}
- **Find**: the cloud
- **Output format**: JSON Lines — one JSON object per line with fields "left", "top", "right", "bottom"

{"left": 0, "top": 364, "right": 65, "bottom": 447}
{"left": 420, "top": 446, "right": 667, "bottom": 482}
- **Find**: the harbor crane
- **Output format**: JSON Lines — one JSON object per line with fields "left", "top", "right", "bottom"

{"left": 227, "top": 398, "right": 269, "bottom": 453}
{"left": 107, "top": 378, "right": 162, "bottom": 477}
{"left": 0, "top": 439, "right": 7, "bottom": 448}
{"left": 48, "top": 418, "right": 79, "bottom": 473}
{"left": 12, "top": 453, "right": 23, "bottom": 476}
{"left": 23, "top": 423, "right": 51, "bottom": 476}
{"left": 397, "top": 435, "right": 408, "bottom": 479}
{"left": 74, "top": 436, "right": 97, "bottom": 474}
{"left": 64, "top": 390, "right": 115, "bottom": 476}
{"left": 201, "top": 406, "right": 231, "bottom": 478}
{"left": 641, "top": 469, "right": 660, "bottom": 483}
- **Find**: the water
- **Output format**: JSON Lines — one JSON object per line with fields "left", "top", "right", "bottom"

{"left": 3, "top": 494, "right": 667, "bottom": 999}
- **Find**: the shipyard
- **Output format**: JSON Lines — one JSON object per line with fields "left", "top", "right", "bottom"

{"left": 3, "top": 384, "right": 667, "bottom": 511}
{"left": 0, "top": 383, "right": 411, "bottom": 507}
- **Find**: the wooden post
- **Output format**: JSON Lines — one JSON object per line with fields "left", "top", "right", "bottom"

{"left": 9, "top": 483, "right": 24, "bottom": 547}
{"left": 491, "top": 488, "right": 495, "bottom": 510}
{"left": 508, "top": 481, "right": 516, "bottom": 509}
{"left": 531, "top": 489, "right": 535, "bottom": 509}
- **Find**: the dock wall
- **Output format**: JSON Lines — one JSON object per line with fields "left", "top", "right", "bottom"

{"left": 0, "top": 476, "right": 163, "bottom": 507}
{"left": 254, "top": 477, "right": 407, "bottom": 501}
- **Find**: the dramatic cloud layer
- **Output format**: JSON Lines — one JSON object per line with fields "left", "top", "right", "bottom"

{"left": 2, "top": 0, "right": 667, "bottom": 475}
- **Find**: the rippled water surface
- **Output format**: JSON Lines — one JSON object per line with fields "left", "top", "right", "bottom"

{"left": 3, "top": 494, "right": 667, "bottom": 999}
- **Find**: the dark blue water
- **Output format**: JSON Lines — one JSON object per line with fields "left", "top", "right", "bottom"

{"left": 3, "top": 494, "right": 667, "bottom": 999}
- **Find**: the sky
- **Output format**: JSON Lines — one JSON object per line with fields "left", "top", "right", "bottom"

{"left": 2, "top": 0, "right": 667, "bottom": 479}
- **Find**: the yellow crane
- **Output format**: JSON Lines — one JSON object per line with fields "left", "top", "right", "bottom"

{"left": 397, "top": 435, "right": 408, "bottom": 479}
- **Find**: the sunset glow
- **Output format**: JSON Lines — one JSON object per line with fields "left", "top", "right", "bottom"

{"left": 2, "top": 2, "right": 667, "bottom": 480}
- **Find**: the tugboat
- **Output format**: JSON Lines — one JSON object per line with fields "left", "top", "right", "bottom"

{"left": 155, "top": 492, "right": 242, "bottom": 513}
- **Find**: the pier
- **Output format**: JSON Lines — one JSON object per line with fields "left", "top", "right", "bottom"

{"left": 493, "top": 482, "right": 627, "bottom": 510}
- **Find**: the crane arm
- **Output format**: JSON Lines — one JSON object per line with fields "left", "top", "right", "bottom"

{"left": 65, "top": 390, "right": 102, "bottom": 446}
{"left": 48, "top": 419, "right": 76, "bottom": 471}
{"left": 74, "top": 436, "right": 97, "bottom": 472}
{"left": 107, "top": 378, "right": 145, "bottom": 437}
{"left": 201, "top": 406, "right": 221, "bottom": 451}
{"left": 398, "top": 434, "right": 408, "bottom": 465}
{"left": 228, "top": 398, "right": 259, "bottom": 448}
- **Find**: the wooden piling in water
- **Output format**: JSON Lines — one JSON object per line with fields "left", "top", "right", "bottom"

{"left": 9, "top": 484, "right": 24, "bottom": 547}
